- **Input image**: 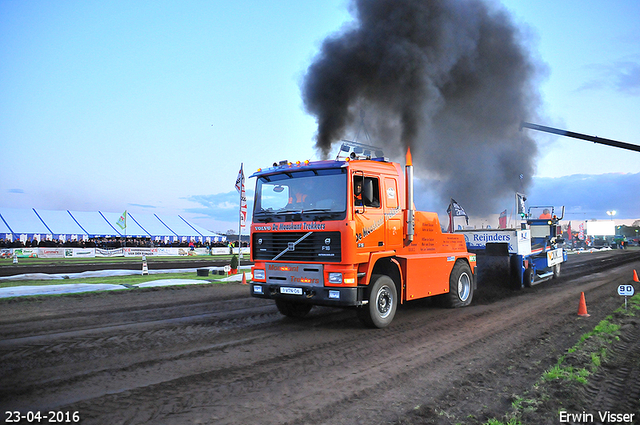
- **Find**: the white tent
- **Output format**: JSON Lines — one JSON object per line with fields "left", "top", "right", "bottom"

{"left": 0, "top": 208, "right": 226, "bottom": 242}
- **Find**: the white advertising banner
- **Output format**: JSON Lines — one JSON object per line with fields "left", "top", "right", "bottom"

{"left": 38, "top": 248, "right": 65, "bottom": 258}
{"left": 123, "top": 248, "right": 159, "bottom": 257}
{"left": 586, "top": 221, "right": 615, "bottom": 236}
{"left": 3, "top": 246, "right": 244, "bottom": 259}
{"left": 95, "top": 248, "right": 124, "bottom": 257}
{"left": 460, "top": 230, "right": 530, "bottom": 255}
{"left": 14, "top": 248, "right": 39, "bottom": 258}
{"left": 547, "top": 248, "right": 564, "bottom": 267}
{"left": 64, "top": 248, "right": 96, "bottom": 258}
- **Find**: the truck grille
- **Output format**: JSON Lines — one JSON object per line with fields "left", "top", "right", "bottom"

{"left": 253, "top": 231, "right": 341, "bottom": 262}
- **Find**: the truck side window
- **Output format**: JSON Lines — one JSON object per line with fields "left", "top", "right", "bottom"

{"left": 354, "top": 177, "right": 364, "bottom": 207}
{"left": 354, "top": 176, "right": 380, "bottom": 208}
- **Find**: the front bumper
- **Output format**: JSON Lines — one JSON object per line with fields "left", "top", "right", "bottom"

{"left": 250, "top": 282, "right": 365, "bottom": 307}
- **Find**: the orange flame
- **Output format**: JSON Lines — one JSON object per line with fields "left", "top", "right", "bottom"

{"left": 405, "top": 147, "right": 412, "bottom": 166}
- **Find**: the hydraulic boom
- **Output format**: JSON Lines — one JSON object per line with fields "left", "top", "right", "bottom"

{"left": 520, "top": 121, "right": 640, "bottom": 153}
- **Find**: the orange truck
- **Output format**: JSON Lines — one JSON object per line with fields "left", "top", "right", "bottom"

{"left": 249, "top": 142, "right": 477, "bottom": 328}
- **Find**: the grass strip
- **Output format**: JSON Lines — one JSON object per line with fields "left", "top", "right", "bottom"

{"left": 484, "top": 292, "right": 639, "bottom": 425}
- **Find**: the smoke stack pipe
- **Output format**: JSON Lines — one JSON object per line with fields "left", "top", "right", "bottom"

{"left": 405, "top": 148, "right": 415, "bottom": 243}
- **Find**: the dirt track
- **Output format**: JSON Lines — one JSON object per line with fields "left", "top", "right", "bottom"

{"left": 1, "top": 250, "right": 639, "bottom": 424}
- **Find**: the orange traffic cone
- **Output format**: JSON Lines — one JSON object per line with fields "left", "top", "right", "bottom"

{"left": 577, "top": 292, "right": 590, "bottom": 317}
{"left": 241, "top": 272, "right": 247, "bottom": 285}
{"left": 633, "top": 270, "right": 639, "bottom": 283}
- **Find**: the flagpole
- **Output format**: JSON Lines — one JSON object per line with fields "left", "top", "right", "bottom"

{"left": 238, "top": 185, "right": 242, "bottom": 259}
{"left": 238, "top": 163, "right": 243, "bottom": 259}
{"left": 449, "top": 199, "right": 453, "bottom": 233}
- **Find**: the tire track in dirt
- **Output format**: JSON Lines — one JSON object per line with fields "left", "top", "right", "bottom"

{"left": 1, "top": 252, "right": 638, "bottom": 424}
{"left": 585, "top": 316, "right": 640, "bottom": 417}
{"left": 47, "top": 267, "right": 634, "bottom": 424}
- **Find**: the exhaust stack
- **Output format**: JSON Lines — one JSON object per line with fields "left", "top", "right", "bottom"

{"left": 405, "top": 148, "right": 415, "bottom": 243}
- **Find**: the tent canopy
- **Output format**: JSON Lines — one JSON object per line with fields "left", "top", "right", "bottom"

{"left": 0, "top": 208, "right": 224, "bottom": 241}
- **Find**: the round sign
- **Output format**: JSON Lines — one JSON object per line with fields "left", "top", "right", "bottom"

{"left": 618, "top": 285, "right": 635, "bottom": 296}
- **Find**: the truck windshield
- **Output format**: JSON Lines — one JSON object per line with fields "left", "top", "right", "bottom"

{"left": 253, "top": 168, "right": 347, "bottom": 222}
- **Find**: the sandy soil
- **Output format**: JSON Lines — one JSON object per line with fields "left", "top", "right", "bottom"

{"left": 1, "top": 250, "right": 639, "bottom": 424}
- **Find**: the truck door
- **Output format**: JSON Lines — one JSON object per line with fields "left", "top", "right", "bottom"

{"left": 354, "top": 174, "right": 386, "bottom": 253}
{"left": 384, "top": 177, "right": 403, "bottom": 249}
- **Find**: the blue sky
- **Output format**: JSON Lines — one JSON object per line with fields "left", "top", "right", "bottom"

{"left": 1, "top": 0, "right": 639, "bottom": 233}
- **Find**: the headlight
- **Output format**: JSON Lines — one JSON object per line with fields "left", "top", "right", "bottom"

{"left": 253, "top": 269, "right": 265, "bottom": 280}
{"left": 328, "top": 272, "right": 342, "bottom": 284}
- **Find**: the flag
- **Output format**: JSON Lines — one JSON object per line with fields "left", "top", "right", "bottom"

{"left": 579, "top": 222, "right": 584, "bottom": 240}
{"left": 236, "top": 164, "right": 247, "bottom": 228}
{"left": 235, "top": 164, "right": 245, "bottom": 193}
{"left": 447, "top": 199, "right": 469, "bottom": 224}
{"left": 567, "top": 222, "right": 573, "bottom": 241}
{"left": 498, "top": 209, "right": 507, "bottom": 229}
{"left": 240, "top": 185, "right": 247, "bottom": 228}
{"left": 116, "top": 210, "right": 127, "bottom": 230}
{"left": 516, "top": 192, "right": 527, "bottom": 217}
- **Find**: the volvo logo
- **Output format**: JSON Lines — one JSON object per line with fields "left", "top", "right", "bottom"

{"left": 258, "top": 238, "right": 263, "bottom": 245}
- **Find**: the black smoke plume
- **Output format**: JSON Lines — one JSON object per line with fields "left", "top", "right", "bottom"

{"left": 302, "top": 0, "right": 544, "bottom": 215}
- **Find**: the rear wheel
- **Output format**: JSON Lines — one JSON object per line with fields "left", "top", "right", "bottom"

{"left": 275, "top": 299, "right": 312, "bottom": 318}
{"left": 357, "top": 274, "right": 397, "bottom": 328}
{"left": 552, "top": 263, "right": 561, "bottom": 279}
{"left": 510, "top": 256, "right": 524, "bottom": 290}
{"left": 442, "top": 261, "right": 474, "bottom": 308}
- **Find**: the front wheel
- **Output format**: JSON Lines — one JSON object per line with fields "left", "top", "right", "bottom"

{"left": 357, "top": 274, "right": 397, "bottom": 328}
{"left": 552, "top": 263, "right": 561, "bottom": 279}
{"left": 442, "top": 261, "right": 474, "bottom": 308}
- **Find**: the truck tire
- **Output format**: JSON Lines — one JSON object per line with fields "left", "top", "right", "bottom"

{"left": 523, "top": 268, "right": 534, "bottom": 288}
{"left": 356, "top": 274, "right": 397, "bottom": 328}
{"left": 510, "top": 255, "right": 524, "bottom": 290}
{"left": 552, "top": 264, "right": 561, "bottom": 279}
{"left": 275, "top": 299, "right": 312, "bottom": 318}
{"left": 442, "top": 261, "right": 474, "bottom": 308}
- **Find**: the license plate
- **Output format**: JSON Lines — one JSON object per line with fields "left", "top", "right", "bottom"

{"left": 280, "top": 287, "right": 303, "bottom": 295}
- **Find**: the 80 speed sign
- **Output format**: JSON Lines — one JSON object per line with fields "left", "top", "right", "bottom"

{"left": 618, "top": 285, "right": 635, "bottom": 296}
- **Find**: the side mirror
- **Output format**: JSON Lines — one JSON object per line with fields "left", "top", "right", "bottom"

{"left": 363, "top": 180, "right": 374, "bottom": 205}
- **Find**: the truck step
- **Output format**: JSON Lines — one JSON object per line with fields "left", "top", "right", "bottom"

{"left": 532, "top": 271, "right": 554, "bottom": 285}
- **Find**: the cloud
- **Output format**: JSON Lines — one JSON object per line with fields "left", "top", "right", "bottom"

{"left": 415, "top": 172, "right": 640, "bottom": 222}
{"left": 128, "top": 203, "right": 156, "bottom": 209}
{"left": 527, "top": 173, "right": 640, "bottom": 220}
{"left": 186, "top": 191, "right": 254, "bottom": 222}
{"left": 578, "top": 60, "right": 640, "bottom": 96}
{"left": 185, "top": 174, "right": 638, "bottom": 225}
{"left": 8, "top": 188, "right": 24, "bottom": 194}
{"left": 614, "top": 61, "right": 640, "bottom": 94}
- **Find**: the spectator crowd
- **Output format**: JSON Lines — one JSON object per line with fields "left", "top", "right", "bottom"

{"left": 0, "top": 237, "right": 247, "bottom": 249}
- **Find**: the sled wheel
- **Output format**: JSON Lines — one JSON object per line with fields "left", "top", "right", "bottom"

{"left": 523, "top": 268, "right": 534, "bottom": 288}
